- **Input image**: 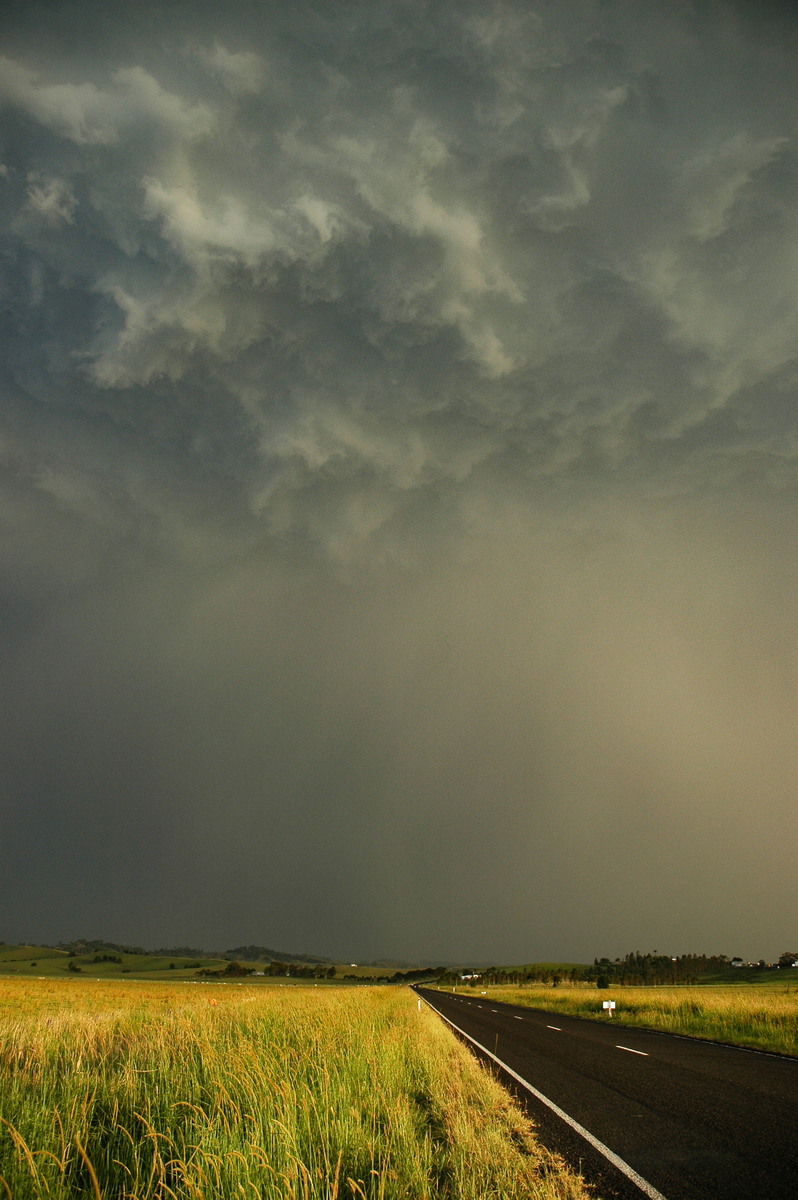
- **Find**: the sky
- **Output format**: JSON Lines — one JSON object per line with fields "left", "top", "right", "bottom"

{"left": 1, "top": 0, "right": 797, "bottom": 965}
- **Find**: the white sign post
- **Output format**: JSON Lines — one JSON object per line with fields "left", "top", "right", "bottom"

{"left": 602, "top": 1000, "right": 616, "bottom": 1017}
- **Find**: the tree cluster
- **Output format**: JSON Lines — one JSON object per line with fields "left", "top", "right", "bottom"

{"left": 195, "top": 960, "right": 336, "bottom": 979}
{"left": 436, "top": 966, "right": 583, "bottom": 987}
{"left": 262, "top": 961, "right": 337, "bottom": 979}
{"left": 196, "top": 961, "right": 254, "bottom": 978}
{"left": 341, "top": 967, "right": 442, "bottom": 984}
{"left": 59, "top": 939, "right": 145, "bottom": 956}
{"left": 585, "top": 952, "right": 730, "bottom": 986}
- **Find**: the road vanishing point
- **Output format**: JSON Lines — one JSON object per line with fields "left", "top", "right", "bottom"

{"left": 416, "top": 987, "right": 798, "bottom": 1200}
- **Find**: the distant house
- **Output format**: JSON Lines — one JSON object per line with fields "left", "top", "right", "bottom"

{"left": 459, "top": 972, "right": 481, "bottom": 980}
{"left": 730, "top": 958, "right": 744, "bottom": 967}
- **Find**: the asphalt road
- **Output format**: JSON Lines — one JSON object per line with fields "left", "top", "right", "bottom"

{"left": 416, "top": 987, "right": 798, "bottom": 1200}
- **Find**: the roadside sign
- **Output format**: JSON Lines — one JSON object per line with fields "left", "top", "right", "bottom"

{"left": 602, "top": 1000, "right": 616, "bottom": 1016}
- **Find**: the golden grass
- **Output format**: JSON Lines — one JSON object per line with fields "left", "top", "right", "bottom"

{"left": 444, "top": 983, "right": 798, "bottom": 1055}
{"left": 0, "top": 979, "right": 590, "bottom": 1199}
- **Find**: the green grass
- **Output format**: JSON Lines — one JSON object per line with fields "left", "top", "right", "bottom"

{"left": 439, "top": 983, "right": 798, "bottom": 1056}
{"left": 0, "top": 945, "right": 69, "bottom": 966}
{"left": 690, "top": 965, "right": 798, "bottom": 986}
{"left": 0, "top": 945, "right": 221, "bottom": 981}
{"left": 0, "top": 977, "right": 589, "bottom": 1199}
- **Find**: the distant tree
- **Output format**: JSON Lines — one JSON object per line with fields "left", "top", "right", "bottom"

{"left": 778, "top": 952, "right": 798, "bottom": 967}
{"left": 596, "top": 975, "right": 611, "bottom": 989}
{"left": 222, "top": 961, "right": 253, "bottom": 977}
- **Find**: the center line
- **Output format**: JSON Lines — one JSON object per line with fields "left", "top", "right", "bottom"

{"left": 420, "top": 996, "right": 669, "bottom": 1200}
{"left": 547, "top": 1025, "right": 562, "bottom": 1031}
{"left": 514, "top": 1015, "right": 524, "bottom": 1020}
{"left": 617, "top": 1045, "right": 649, "bottom": 1056}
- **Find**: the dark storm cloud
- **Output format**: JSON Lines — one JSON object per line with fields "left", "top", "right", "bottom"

{"left": 1, "top": 1, "right": 797, "bottom": 961}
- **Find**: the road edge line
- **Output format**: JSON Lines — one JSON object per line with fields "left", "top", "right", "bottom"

{"left": 418, "top": 991, "right": 669, "bottom": 1200}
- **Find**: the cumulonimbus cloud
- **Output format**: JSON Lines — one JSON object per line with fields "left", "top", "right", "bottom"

{"left": 1, "top": 0, "right": 796, "bottom": 567}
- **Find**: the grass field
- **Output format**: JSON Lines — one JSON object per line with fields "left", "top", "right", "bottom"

{"left": 0, "top": 978, "right": 589, "bottom": 1199}
{"left": 439, "top": 983, "right": 798, "bottom": 1056}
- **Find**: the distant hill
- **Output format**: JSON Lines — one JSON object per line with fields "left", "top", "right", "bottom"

{"left": 37, "top": 938, "right": 334, "bottom": 964}
{"left": 54, "top": 939, "right": 146, "bottom": 956}
{"left": 152, "top": 947, "right": 214, "bottom": 958}
{"left": 223, "top": 945, "right": 333, "bottom": 964}
{"left": 359, "top": 959, "right": 493, "bottom": 969}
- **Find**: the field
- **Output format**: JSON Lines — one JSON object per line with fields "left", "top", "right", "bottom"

{"left": 439, "top": 983, "right": 798, "bottom": 1056}
{"left": 0, "top": 945, "right": 397, "bottom": 984}
{"left": 0, "top": 978, "right": 589, "bottom": 1200}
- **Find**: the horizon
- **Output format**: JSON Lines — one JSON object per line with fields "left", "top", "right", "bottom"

{"left": 2, "top": 0, "right": 797, "bottom": 964}
{"left": 1, "top": 934, "right": 787, "bottom": 970}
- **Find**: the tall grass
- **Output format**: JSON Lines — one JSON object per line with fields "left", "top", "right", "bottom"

{"left": 445, "top": 984, "right": 798, "bottom": 1055}
{"left": 0, "top": 979, "right": 589, "bottom": 1199}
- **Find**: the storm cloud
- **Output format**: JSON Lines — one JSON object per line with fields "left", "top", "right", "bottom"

{"left": 1, "top": 0, "right": 797, "bottom": 962}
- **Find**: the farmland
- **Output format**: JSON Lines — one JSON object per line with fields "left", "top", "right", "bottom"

{"left": 0, "top": 977, "right": 589, "bottom": 1199}
{"left": 0, "top": 944, "right": 430, "bottom": 985}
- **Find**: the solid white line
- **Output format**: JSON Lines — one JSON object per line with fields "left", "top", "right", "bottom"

{"left": 617, "top": 1045, "right": 649, "bottom": 1057}
{"left": 421, "top": 996, "right": 669, "bottom": 1200}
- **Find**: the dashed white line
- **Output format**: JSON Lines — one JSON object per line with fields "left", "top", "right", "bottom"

{"left": 514, "top": 1015, "right": 524, "bottom": 1020}
{"left": 617, "top": 1045, "right": 649, "bottom": 1057}
{"left": 420, "top": 995, "right": 668, "bottom": 1200}
{"left": 547, "top": 1025, "right": 562, "bottom": 1031}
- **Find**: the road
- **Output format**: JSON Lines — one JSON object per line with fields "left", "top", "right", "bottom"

{"left": 416, "top": 987, "right": 798, "bottom": 1200}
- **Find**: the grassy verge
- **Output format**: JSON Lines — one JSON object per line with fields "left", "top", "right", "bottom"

{"left": 0, "top": 978, "right": 590, "bottom": 1199}
{"left": 438, "top": 984, "right": 798, "bottom": 1056}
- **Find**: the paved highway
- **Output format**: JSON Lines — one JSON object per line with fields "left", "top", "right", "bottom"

{"left": 416, "top": 987, "right": 798, "bottom": 1200}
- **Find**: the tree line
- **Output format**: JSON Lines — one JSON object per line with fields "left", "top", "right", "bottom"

{"left": 590, "top": 952, "right": 746, "bottom": 985}
{"left": 196, "top": 961, "right": 337, "bottom": 979}
{"left": 435, "top": 950, "right": 798, "bottom": 989}
{"left": 436, "top": 966, "right": 583, "bottom": 987}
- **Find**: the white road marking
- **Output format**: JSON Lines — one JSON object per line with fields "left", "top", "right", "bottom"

{"left": 514, "top": 1015, "right": 524, "bottom": 1020}
{"left": 617, "top": 1046, "right": 649, "bottom": 1057}
{"left": 420, "top": 996, "right": 669, "bottom": 1200}
{"left": 547, "top": 1025, "right": 562, "bottom": 1031}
